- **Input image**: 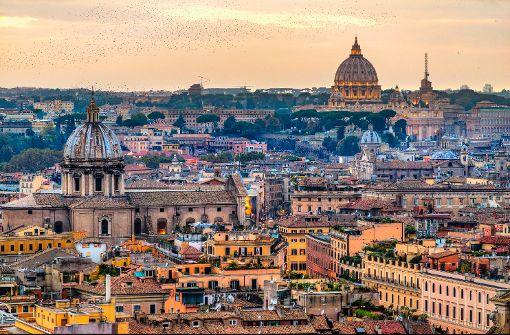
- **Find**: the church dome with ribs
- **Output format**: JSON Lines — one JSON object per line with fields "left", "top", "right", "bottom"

{"left": 328, "top": 37, "right": 382, "bottom": 106}
{"left": 63, "top": 95, "right": 122, "bottom": 162}
{"left": 334, "top": 38, "right": 379, "bottom": 84}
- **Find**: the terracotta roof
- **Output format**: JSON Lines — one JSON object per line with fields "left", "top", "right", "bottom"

{"left": 126, "top": 180, "right": 170, "bottom": 190}
{"left": 377, "top": 160, "right": 433, "bottom": 170}
{"left": 69, "top": 196, "right": 134, "bottom": 209}
{"left": 338, "top": 198, "right": 401, "bottom": 211}
{"left": 180, "top": 244, "right": 203, "bottom": 258}
{"left": 332, "top": 320, "right": 406, "bottom": 334}
{"left": 75, "top": 272, "right": 169, "bottom": 296}
{"left": 128, "top": 190, "right": 236, "bottom": 206}
{"left": 479, "top": 235, "right": 510, "bottom": 245}
{"left": 1, "top": 193, "right": 67, "bottom": 209}
{"left": 11, "top": 248, "right": 75, "bottom": 270}
{"left": 245, "top": 325, "right": 317, "bottom": 334}
{"left": 309, "top": 315, "right": 330, "bottom": 331}
{"left": 128, "top": 321, "right": 159, "bottom": 334}
{"left": 427, "top": 250, "right": 459, "bottom": 259}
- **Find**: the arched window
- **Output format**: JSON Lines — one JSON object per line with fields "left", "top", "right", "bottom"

{"left": 54, "top": 221, "right": 63, "bottom": 234}
{"left": 101, "top": 219, "right": 109, "bottom": 235}
{"left": 134, "top": 218, "right": 142, "bottom": 235}
{"left": 157, "top": 218, "right": 167, "bottom": 235}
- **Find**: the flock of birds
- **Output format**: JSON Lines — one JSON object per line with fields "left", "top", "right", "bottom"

{"left": 0, "top": 0, "right": 396, "bottom": 91}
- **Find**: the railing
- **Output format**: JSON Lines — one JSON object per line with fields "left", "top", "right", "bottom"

{"left": 363, "top": 275, "right": 420, "bottom": 293}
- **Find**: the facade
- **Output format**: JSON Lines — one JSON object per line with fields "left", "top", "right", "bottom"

{"left": 421, "top": 269, "right": 510, "bottom": 334}
{"left": 278, "top": 216, "right": 332, "bottom": 274}
{"left": 362, "top": 254, "right": 422, "bottom": 312}
{"left": 329, "top": 37, "right": 382, "bottom": 106}
{"left": 33, "top": 99, "right": 74, "bottom": 116}
{"left": 306, "top": 233, "right": 333, "bottom": 279}
{"left": 330, "top": 221, "right": 404, "bottom": 258}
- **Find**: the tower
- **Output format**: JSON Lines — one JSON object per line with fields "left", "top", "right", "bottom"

{"left": 420, "top": 53, "right": 433, "bottom": 94}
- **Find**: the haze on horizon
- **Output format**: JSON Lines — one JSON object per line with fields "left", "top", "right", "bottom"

{"left": 0, "top": 0, "right": 509, "bottom": 92}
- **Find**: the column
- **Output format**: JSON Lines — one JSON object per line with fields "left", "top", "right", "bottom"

{"left": 89, "top": 174, "right": 93, "bottom": 196}
{"left": 104, "top": 174, "right": 110, "bottom": 196}
{"left": 81, "top": 174, "right": 86, "bottom": 197}
{"left": 61, "top": 172, "right": 67, "bottom": 195}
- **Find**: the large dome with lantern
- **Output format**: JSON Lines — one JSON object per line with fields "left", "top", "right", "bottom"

{"left": 329, "top": 37, "right": 382, "bottom": 106}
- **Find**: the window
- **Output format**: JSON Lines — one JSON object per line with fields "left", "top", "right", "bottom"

{"left": 453, "top": 306, "right": 456, "bottom": 319}
{"left": 478, "top": 292, "right": 481, "bottom": 303}
{"left": 20, "top": 244, "right": 24, "bottom": 251}
{"left": 188, "top": 207, "right": 193, "bottom": 212}
{"left": 114, "top": 175, "right": 120, "bottom": 191}
{"left": 28, "top": 210, "right": 33, "bottom": 215}
{"left": 150, "top": 304, "right": 156, "bottom": 314}
{"left": 439, "top": 285, "right": 442, "bottom": 294}
{"left": 217, "top": 207, "right": 222, "bottom": 212}
{"left": 134, "top": 305, "right": 141, "bottom": 312}
{"left": 229, "top": 320, "right": 237, "bottom": 326}
{"left": 299, "top": 249, "right": 305, "bottom": 255}
{"left": 297, "top": 205, "right": 302, "bottom": 212}
{"left": 116, "top": 306, "right": 124, "bottom": 313}
{"left": 291, "top": 249, "right": 297, "bottom": 255}
{"left": 469, "top": 310, "right": 473, "bottom": 323}
{"left": 453, "top": 287, "right": 456, "bottom": 297}
{"left": 432, "top": 302, "right": 435, "bottom": 314}
{"left": 23, "top": 306, "right": 29, "bottom": 313}
{"left": 425, "top": 282, "right": 428, "bottom": 291}
{"left": 160, "top": 208, "right": 165, "bottom": 212}
{"left": 74, "top": 177, "right": 80, "bottom": 192}
{"left": 424, "top": 300, "right": 428, "bottom": 312}
{"left": 461, "top": 289, "right": 464, "bottom": 299}
{"left": 432, "top": 283, "right": 435, "bottom": 293}
{"left": 461, "top": 308, "right": 464, "bottom": 321}
{"left": 10, "top": 245, "right": 14, "bottom": 252}
{"left": 478, "top": 311, "right": 481, "bottom": 325}
{"left": 95, "top": 176, "right": 103, "bottom": 192}
{"left": 446, "top": 286, "right": 449, "bottom": 296}
{"left": 192, "top": 321, "right": 200, "bottom": 328}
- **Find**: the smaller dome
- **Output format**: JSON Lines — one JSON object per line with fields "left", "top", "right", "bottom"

{"left": 430, "top": 150, "right": 458, "bottom": 160}
{"left": 361, "top": 127, "right": 381, "bottom": 144}
{"left": 389, "top": 86, "right": 405, "bottom": 101}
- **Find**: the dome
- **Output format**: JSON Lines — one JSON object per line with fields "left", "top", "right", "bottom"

{"left": 334, "top": 37, "right": 378, "bottom": 84}
{"left": 430, "top": 150, "right": 458, "bottom": 160}
{"left": 63, "top": 96, "right": 122, "bottom": 162}
{"left": 361, "top": 127, "right": 381, "bottom": 144}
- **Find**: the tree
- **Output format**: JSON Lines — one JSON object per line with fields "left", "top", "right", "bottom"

{"left": 379, "top": 109, "right": 397, "bottom": 119}
{"left": 196, "top": 114, "right": 220, "bottom": 123}
{"left": 223, "top": 116, "right": 237, "bottom": 133}
{"left": 139, "top": 155, "right": 175, "bottom": 169}
{"left": 322, "top": 136, "right": 337, "bottom": 152}
{"left": 336, "top": 126, "right": 345, "bottom": 140}
{"left": 115, "top": 115, "right": 123, "bottom": 126}
{"left": 381, "top": 133, "right": 399, "bottom": 148}
{"left": 147, "top": 111, "right": 165, "bottom": 121}
{"left": 336, "top": 136, "right": 360, "bottom": 156}
{"left": 173, "top": 115, "right": 186, "bottom": 130}
{"left": 1, "top": 148, "right": 62, "bottom": 173}
{"left": 123, "top": 113, "right": 148, "bottom": 127}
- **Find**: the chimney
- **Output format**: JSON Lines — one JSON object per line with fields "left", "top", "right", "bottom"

{"left": 105, "top": 274, "right": 111, "bottom": 303}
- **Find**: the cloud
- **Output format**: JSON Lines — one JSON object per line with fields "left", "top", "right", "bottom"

{"left": 0, "top": 16, "right": 36, "bottom": 28}
{"left": 164, "top": 5, "right": 377, "bottom": 29}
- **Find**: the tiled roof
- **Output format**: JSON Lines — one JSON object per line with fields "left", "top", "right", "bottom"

{"left": 128, "top": 321, "right": 159, "bottom": 334}
{"left": 479, "top": 235, "right": 510, "bottom": 245}
{"left": 338, "top": 198, "right": 401, "bottom": 211}
{"left": 11, "top": 248, "right": 75, "bottom": 270}
{"left": 69, "top": 196, "right": 134, "bottom": 209}
{"left": 427, "top": 250, "right": 459, "bottom": 259}
{"left": 2, "top": 193, "right": 67, "bottom": 208}
{"left": 180, "top": 244, "right": 203, "bottom": 258}
{"left": 332, "top": 320, "right": 406, "bottom": 334}
{"left": 126, "top": 180, "right": 170, "bottom": 190}
{"left": 75, "top": 272, "right": 169, "bottom": 296}
{"left": 128, "top": 190, "right": 236, "bottom": 206}
{"left": 377, "top": 160, "right": 433, "bottom": 170}
{"left": 309, "top": 314, "right": 330, "bottom": 331}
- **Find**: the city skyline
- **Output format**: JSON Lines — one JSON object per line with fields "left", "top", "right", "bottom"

{"left": 1, "top": 0, "right": 509, "bottom": 91}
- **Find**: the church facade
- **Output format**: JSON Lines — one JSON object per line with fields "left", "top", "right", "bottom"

{"left": 1, "top": 95, "right": 247, "bottom": 238}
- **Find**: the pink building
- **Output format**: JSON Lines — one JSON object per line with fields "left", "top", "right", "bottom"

{"left": 122, "top": 135, "right": 149, "bottom": 154}
{"left": 232, "top": 141, "right": 267, "bottom": 154}
{"left": 421, "top": 268, "right": 510, "bottom": 334}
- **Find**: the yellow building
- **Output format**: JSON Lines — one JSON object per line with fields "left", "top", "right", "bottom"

{"left": 362, "top": 254, "right": 422, "bottom": 313}
{"left": 278, "top": 216, "right": 331, "bottom": 274}
{"left": 204, "top": 231, "right": 284, "bottom": 268}
{"left": 14, "top": 298, "right": 130, "bottom": 334}
{"left": 0, "top": 226, "right": 83, "bottom": 256}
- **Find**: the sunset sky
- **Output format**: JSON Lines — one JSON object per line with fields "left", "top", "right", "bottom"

{"left": 1, "top": 0, "right": 509, "bottom": 91}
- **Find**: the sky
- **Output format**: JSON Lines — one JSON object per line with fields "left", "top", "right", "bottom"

{"left": 0, "top": 0, "right": 509, "bottom": 92}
